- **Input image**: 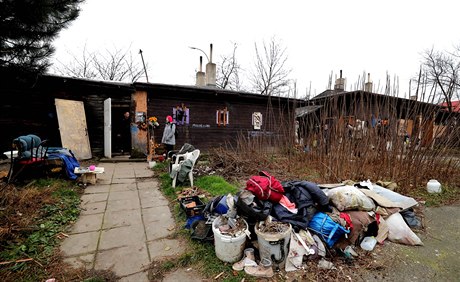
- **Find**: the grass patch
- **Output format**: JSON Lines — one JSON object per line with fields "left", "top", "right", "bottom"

{"left": 410, "top": 185, "right": 460, "bottom": 207}
{"left": 195, "top": 175, "right": 239, "bottom": 197}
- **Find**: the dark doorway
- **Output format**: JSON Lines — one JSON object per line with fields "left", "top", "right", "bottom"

{"left": 112, "top": 106, "right": 131, "bottom": 155}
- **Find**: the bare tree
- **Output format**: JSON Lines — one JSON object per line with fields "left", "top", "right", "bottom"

{"left": 216, "top": 43, "right": 242, "bottom": 91}
{"left": 52, "top": 45, "right": 147, "bottom": 82}
{"left": 250, "top": 37, "right": 291, "bottom": 96}
{"left": 420, "top": 47, "right": 460, "bottom": 111}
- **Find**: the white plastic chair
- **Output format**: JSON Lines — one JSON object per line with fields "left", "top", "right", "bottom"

{"left": 171, "top": 149, "right": 200, "bottom": 188}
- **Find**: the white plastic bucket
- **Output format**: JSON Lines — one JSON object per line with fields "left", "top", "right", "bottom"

{"left": 255, "top": 222, "right": 291, "bottom": 268}
{"left": 427, "top": 179, "right": 441, "bottom": 193}
{"left": 212, "top": 217, "right": 248, "bottom": 263}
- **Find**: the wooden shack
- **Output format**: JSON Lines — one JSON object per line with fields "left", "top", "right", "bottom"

{"left": 1, "top": 75, "right": 302, "bottom": 159}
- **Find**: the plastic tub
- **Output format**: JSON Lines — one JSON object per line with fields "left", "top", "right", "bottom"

{"left": 360, "top": 236, "right": 377, "bottom": 251}
{"left": 212, "top": 217, "right": 248, "bottom": 263}
{"left": 255, "top": 222, "right": 291, "bottom": 268}
{"left": 427, "top": 179, "right": 441, "bottom": 193}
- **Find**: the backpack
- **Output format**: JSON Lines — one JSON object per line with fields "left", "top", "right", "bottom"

{"left": 172, "top": 124, "right": 178, "bottom": 139}
{"left": 245, "top": 171, "right": 284, "bottom": 202}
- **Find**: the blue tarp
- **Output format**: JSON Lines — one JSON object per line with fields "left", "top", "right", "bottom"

{"left": 47, "top": 149, "right": 80, "bottom": 180}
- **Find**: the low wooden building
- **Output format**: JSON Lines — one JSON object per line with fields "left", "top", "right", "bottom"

{"left": 1, "top": 75, "right": 302, "bottom": 159}
{"left": 296, "top": 88, "right": 458, "bottom": 148}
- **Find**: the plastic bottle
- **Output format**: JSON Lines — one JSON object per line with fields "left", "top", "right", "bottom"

{"left": 360, "top": 236, "right": 377, "bottom": 251}
{"left": 427, "top": 179, "right": 441, "bottom": 193}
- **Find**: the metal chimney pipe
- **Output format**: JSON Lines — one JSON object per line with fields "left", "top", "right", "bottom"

{"left": 209, "top": 44, "right": 213, "bottom": 63}
{"left": 199, "top": 56, "right": 203, "bottom": 72}
{"left": 340, "top": 70, "right": 342, "bottom": 79}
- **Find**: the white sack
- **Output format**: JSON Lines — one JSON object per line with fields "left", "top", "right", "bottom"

{"left": 386, "top": 212, "right": 423, "bottom": 246}
{"left": 326, "top": 185, "right": 375, "bottom": 211}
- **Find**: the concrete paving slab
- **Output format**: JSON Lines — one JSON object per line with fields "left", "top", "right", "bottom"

{"left": 61, "top": 231, "right": 99, "bottom": 256}
{"left": 138, "top": 187, "right": 164, "bottom": 198}
{"left": 162, "top": 268, "right": 203, "bottom": 282}
{"left": 108, "top": 190, "right": 139, "bottom": 201}
{"left": 81, "top": 193, "right": 108, "bottom": 203}
{"left": 135, "top": 170, "right": 154, "bottom": 178}
{"left": 69, "top": 213, "right": 104, "bottom": 234}
{"left": 113, "top": 170, "right": 136, "bottom": 178}
{"left": 136, "top": 179, "right": 159, "bottom": 189}
{"left": 99, "top": 225, "right": 146, "bottom": 250}
{"left": 63, "top": 253, "right": 95, "bottom": 269}
{"left": 103, "top": 209, "right": 143, "bottom": 229}
{"left": 96, "top": 179, "right": 112, "bottom": 185}
{"left": 119, "top": 271, "right": 149, "bottom": 282}
{"left": 147, "top": 239, "right": 185, "bottom": 258}
{"left": 111, "top": 183, "right": 137, "bottom": 192}
{"left": 112, "top": 178, "right": 136, "bottom": 184}
{"left": 106, "top": 198, "right": 141, "bottom": 212}
{"left": 80, "top": 201, "right": 106, "bottom": 215}
{"left": 60, "top": 161, "right": 191, "bottom": 279}
{"left": 142, "top": 206, "right": 175, "bottom": 225}
{"left": 140, "top": 197, "right": 169, "bottom": 209}
{"left": 84, "top": 184, "right": 111, "bottom": 194}
{"left": 98, "top": 173, "right": 113, "bottom": 180}
{"left": 144, "top": 222, "right": 175, "bottom": 241}
{"left": 95, "top": 244, "right": 150, "bottom": 277}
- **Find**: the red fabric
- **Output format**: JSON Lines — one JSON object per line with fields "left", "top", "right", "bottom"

{"left": 340, "top": 212, "right": 353, "bottom": 231}
{"left": 17, "top": 157, "right": 45, "bottom": 164}
{"left": 279, "top": 195, "right": 296, "bottom": 210}
{"left": 166, "top": 115, "right": 173, "bottom": 123}
{"left": 375, "top": 213, "right": 381, "bottom": 224}
{"left": 245, "top": 171, "right": 284, "bottom": 202}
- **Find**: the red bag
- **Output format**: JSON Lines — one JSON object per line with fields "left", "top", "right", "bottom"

{"left": 245, "top": 171, "right": 284, "bottom": 202}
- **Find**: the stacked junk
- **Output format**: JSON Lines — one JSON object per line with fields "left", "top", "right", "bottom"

{"left": 182, "top": 171, "right": 423, "bottom": 278}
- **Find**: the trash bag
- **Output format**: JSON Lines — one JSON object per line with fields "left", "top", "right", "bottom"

{"left": 386, "top": 212, "right": 423, "bottom": 246}
{"left": 326, "top": 186, "right": 375, "bottom": 211}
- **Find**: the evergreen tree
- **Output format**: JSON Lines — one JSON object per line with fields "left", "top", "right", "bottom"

{"left": 0, "top": 0, "right": 84, "bottom": 75}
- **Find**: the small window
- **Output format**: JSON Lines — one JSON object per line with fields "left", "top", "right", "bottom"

{"left": 173, "top": 103, "right": 189, "bottom": 125}
{"left": 216, "top": 108, "right": 229, "bottom": 126}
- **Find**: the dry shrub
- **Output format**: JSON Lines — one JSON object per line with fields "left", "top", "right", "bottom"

{"left": 207, "top": 91, "right": 460, "bottom": 196}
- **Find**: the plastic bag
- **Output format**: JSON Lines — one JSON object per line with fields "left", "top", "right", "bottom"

{"left": 386, "top": 212, "right": 423, "bottom": 246}
{"left": 327, "top": 186, "right": 375, "bottom": 211}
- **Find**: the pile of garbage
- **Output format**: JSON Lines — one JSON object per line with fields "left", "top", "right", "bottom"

{"left": 184, "top": 171, "right": 423, "bottom": 278}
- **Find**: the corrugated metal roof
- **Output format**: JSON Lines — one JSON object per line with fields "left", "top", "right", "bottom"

{"left": 295, "top": 105, "right": 323, "bottom": 117}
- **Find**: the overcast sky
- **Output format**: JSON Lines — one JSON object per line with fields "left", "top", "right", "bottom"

{"left": 51, "top": 0, "right": 460, "bottom": 98}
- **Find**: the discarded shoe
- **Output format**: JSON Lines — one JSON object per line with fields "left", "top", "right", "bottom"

{"left": 232, "top": 248, "right": 257, "bottom": 271}
{"left": 244, "top": 258, "right": 274, "bottom": 278}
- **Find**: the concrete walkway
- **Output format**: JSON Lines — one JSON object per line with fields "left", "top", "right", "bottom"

{"left": 60, "top": 162, "right": 191, "bottom": 281}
